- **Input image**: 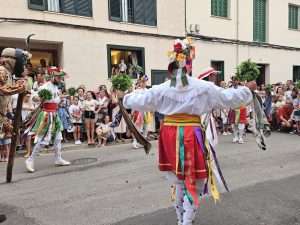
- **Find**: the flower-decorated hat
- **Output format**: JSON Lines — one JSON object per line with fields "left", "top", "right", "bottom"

{"left": 167, "top": 37, "right": 195, "bottom": 87}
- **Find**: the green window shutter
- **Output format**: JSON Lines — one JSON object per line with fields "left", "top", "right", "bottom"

{"left": 61, "top": 0, "right": 77, "bottom": 15}
{"left": 253, "top": 0, "right": 266, "bottom": 42}
{"left": 28, "top": 0, "right": 46, "bottom": 10}
{"left": 220, "top": 61, "right": 224, "bottom": 81}
{"left": 144, "top": 0, "right": 157, "bottom": 26}
{"left": 211, "top": 0, "right": 218, "bottom": 16}
{"left": 294, "top": 66, "right": 300, "bottom": 82}
{"left": 77, "top": 0, "right": 92, "bottom": 17}
{"left": 133, "top": 0, "right": 145, "bottom": 24}
{"left": 289, "top": 5, "right": 298, "bottom": 29}
{"left": 211, "top": 0, "right": 227, "bottom": 17}
{"left": 109, "top": 0, "right": 122, "bottom": 21}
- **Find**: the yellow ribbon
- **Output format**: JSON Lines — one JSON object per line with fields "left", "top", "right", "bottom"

{"left": 202, "top": 125, "right": 220, "bottom": 203}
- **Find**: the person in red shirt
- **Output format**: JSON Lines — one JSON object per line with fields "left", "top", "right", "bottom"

{"left": 277, "top": 99, "right": 294, "bottom": 131}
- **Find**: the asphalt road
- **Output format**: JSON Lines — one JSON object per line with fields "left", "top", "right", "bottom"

{"left": 0, "top": 132, "right": 299, "bottom": 225}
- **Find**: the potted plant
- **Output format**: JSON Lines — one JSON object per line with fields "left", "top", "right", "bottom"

{"left": 129, "top": 64, "right": 143, "bottom": 79}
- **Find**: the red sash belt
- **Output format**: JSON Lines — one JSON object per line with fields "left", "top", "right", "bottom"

{"left": 42, "top": 103, "right": 57, "bottom": 113}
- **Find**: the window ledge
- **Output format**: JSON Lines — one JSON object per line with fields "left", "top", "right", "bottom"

{"left": 288, "top": 28, "right": 300, "bottom": 32}
{"left": 210, "top": 15, "right": 231, "bottom": 20}
{"left": 119, "top": 21, "right": 157, "bottom": 28}
{"left": 43, "top": 11, "right": 93, "bottom": 19}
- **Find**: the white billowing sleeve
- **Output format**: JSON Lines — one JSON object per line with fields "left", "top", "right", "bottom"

{"left": 123, "top": 87, "right": 159, "bottom": 112}
{"left": 206, "top": 83, "right": 253, "bottom": 110}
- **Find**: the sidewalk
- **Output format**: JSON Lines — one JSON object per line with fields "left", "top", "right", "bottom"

{"left": 15, "top": 138, "right": 135, "bottom": 158}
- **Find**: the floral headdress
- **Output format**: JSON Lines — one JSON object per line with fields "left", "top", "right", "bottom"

{"left": 167, "top": 37, "right": 195, "bottom": 87}
{"left": 44, "top": 67, "right": 67, "bottom": 78}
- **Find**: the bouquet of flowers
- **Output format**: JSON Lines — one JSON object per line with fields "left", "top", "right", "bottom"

{"left": 111, "top": 73, "right": 133, "bottom": 92}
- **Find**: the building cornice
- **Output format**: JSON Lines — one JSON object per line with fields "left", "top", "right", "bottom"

{"left": 1, "top": 17, "right": 300, "bottom": 52}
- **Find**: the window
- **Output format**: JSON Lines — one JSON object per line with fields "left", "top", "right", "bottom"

{"left": 210, "top": 61, "right": 224, "bottom": 86}
{"left": 293, "top": 66, "right": 300, "bottom": 82}
{"left": 253, "top": 0, "right": 266, "bottom": 42}
{"left": 289, "top": 4, "right": 298, "bottom": 29}
{"left": 109, "top": 0, "right": 157, "bottom": 26}
{"left": 211, "top": 0, "right": 228, "bottom": 18}
{"left": 107, "top": 45, "right": 145, "bottom": 78}
{"left": 151, "top": 70, "right": 168, "bottom": 85}
{"left": 28, "top": 0, "right": 93, "bottom": 17}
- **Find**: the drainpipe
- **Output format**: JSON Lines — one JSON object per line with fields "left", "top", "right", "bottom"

{"left": 184, "top": 0, "right": 187, "bottom": 34}
{"left": 236, "top": 0, "right": 239, "bottom": 66}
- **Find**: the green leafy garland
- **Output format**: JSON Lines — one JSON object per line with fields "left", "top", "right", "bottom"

{"left": 38, "top": 89, "right": 53, "bottom": 103}
{"left": 235, "top": 59, "right": 260, "bottom": 82}
{"left": 111, "top": 73, "right": 133, "bottom": 92}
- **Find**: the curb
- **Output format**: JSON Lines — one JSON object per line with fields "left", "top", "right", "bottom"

{"left": 15, "top": 139, "right": 135, "bottom": 158}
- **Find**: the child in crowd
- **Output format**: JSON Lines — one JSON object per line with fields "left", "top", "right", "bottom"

{"left": 275, "top": 95, "right": 285, "bottom": 109}
{"left": 57, "top": 89, "right": 69, "bottom": 142}
{"left": 0, "top": 138, "right": 10, "bottom": 162}
{"left": 96, "top": 114, "right": 115, "bottom": 147}
{"left": 82, "top": 91, "right": 98, "bottom": 145}
{"left": 69, "top": 96, "right": 83, "bottom": 145}
{"left": 95, "top": 89, "right": 109, "bottom": 126}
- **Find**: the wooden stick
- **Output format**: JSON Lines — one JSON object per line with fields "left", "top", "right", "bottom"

{"left": 6, "top": 92, "right": 25, "bottom": 183}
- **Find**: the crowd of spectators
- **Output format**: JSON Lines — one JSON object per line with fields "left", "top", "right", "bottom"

{"left": 0, "top": 59, "right": 299, "bottom": 163}
{"left": 212, "top": 80, "right": 300, "bottom": 136}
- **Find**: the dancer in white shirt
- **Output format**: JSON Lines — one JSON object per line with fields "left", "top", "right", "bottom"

{"left": 116, "top": 37, "right": 256, "bottom": 225}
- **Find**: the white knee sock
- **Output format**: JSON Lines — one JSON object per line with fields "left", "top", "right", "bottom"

{"left": 54, "top": 139, "right": 63, "bottom": 161}
{"left": 182, "top": 194, "right": 198, "bottom": 225}
{"left": 174, "top": 182, "right": 185, "bottom": 224}
{"left": 238, "top": 124, "right": 245, "bottom": 140}
{"left": 28, "top": 142, "right": 44, "bottom": 162}
{"left": 232, "top": 125, "right": 238, "bottom": 138}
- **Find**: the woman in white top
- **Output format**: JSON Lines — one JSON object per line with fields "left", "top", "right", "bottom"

{"left": 82, "top": 91, "right": 98, "bottom": 145}
{"left": 21, "top": 91, "right": 36, "bottom": 158}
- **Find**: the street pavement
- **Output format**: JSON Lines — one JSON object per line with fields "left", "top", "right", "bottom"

{"left": 0, "top": 132, "right": 299, "bottom": 225}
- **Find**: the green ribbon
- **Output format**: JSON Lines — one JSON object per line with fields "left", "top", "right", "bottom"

{"left": 170, "top": 68, "right": 189, "bottom": 87}
{"left": 179, "top": 126, "right": 185, "bottom": 177}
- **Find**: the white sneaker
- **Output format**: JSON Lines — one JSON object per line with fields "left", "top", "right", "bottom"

{"left": 238, "top": 138, "right": 244, "bottom": 144}
{"left": 25, "top": 159, "right": 34, "bottom": 173}
{"left": 74, "top": 140, "right": 79, "bottom": 145}
{"left": 55, "top": 159, "right": 71, "bottom": 166}
{"left": 232, "top": 136, "right": 238, "bottom": 143}
{"left": 222, "top": 132, "right": 228, "bottom": 136}
{"left": 132, "top": 142, "right": 139, "bottom": 149}
{"left": 77, "top": 140, "right": 82, "bottom": 145}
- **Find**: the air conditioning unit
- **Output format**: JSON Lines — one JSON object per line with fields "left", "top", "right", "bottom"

{"left": 190, "top": 24, "right": 195, "bottom": 33}
{"left": 195, "top": 24, "right": 200, "bottom": 33}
